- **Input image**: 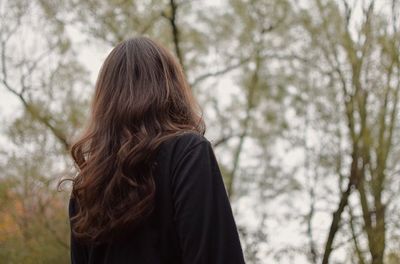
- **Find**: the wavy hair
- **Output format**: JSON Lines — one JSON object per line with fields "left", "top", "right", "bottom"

{"left": 60, "top": 36, "right": 205, "bottom": 244}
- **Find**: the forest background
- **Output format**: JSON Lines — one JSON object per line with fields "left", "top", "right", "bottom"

{"left": 0, "top": 0, "right": 399, "bottom": 263}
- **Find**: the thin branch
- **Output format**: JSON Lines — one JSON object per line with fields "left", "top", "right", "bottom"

{"left": 162, "top": 0, "right": 184, "bottom": 70}
{"left": 0, "top": 33, "right": 70, "bottom": 150}
{"left": 190, "top": 56, "right": 252, "bottom": 87}
{"left": 321, "top": 179, "right": 354, "bottom": 264}
{"left": 349, "top": 205, "right": 367, "bottom": 264}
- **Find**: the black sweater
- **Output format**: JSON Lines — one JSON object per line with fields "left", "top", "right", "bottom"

{"left": 69, "top": 132, "right": 246, "bottom": 263}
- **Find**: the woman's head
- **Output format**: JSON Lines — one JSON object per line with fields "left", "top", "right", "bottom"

{"left": 91, "top": 36, "right": 204, "bottom": 134}
{"left": 65, "top": 36, "right": 205, "bottom": 243}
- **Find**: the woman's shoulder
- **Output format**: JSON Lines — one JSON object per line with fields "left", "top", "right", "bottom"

{"left": 174, "top": 130, "right": 208, "bottom": 147}
{"left": 158, "top": 130, "right": 211, "bottom": 163}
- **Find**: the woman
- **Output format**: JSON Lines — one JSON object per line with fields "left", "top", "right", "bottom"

{"left": 66, "top": 36, "right": 245, "bottom": 263}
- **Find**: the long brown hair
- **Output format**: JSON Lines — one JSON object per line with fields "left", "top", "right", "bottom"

{"left": 61, "top": 36, "right": 205, "bottom": 244}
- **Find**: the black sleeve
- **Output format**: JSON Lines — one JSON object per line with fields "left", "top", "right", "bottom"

{"left": 170, "top": 139, "right": 246, "bottom": 264}
{"left": 68, "top": 197, "right": 88, "bottom": 264}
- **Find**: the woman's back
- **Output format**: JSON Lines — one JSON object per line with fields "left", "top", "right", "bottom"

{"left": 69, "top": 131, "right": 245, "bottom": 264}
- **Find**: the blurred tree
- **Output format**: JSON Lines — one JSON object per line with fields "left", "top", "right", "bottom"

{"left": 289, "top": 0, "right": 400, "bottom": 263}
{"left": 1, "top": 0, "right": 400, "bottom": 263}
{"left": 0, "top": 0, "right": 90, "bottom": 262}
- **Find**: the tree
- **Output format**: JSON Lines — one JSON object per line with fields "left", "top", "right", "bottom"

{"left": 290, "top": 0, "right": 400, "bottom": 262}
{"left": 0, "top": 0, "right": 89, "bottom": 262}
